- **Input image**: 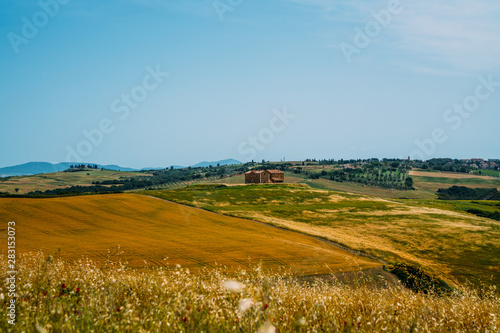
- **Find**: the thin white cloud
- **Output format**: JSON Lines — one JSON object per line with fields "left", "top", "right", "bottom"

{"left": 284, "top": 0, "right": 500, "bottom": 74}
{"left": 285, "top": 0, "right": 377, "bottom": 24}
{"left": 390, "top": 0, "right": 500, "bottom": 72}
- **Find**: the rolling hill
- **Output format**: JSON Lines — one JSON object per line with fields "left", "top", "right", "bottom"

{"left": 144, "top": 184, "right": 500, "bottom": 286}
{"left": 0, "top": 193, "right": 379, "bottom": 275}
{"left": 409, "top": 170, "right": 500, "bottom": 193}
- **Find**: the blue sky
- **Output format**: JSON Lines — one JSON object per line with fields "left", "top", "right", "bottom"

{"left": 1, "top": 0, "right": 499, "bottom": 169}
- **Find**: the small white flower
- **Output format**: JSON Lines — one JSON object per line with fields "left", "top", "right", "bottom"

{"left": 222, "top": 280, "right": 244, "bottom": 292}
{"left": 238, "top": 298, "right": 254, "bottom": 313}
{"left": 257, "top": 322, "right": 275, "bottom": 333}
{"left": 298, "top": 317, "right": 307, "bottom": 326}
{"left": 36, "top": 323, "right": 46, "bottom": 333}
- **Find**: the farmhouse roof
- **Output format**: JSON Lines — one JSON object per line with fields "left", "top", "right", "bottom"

{"left": 245, "top": 170, "right": 266, "bottom": 174}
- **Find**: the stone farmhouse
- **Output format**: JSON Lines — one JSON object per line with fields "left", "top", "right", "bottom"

{"left": 245, "top": 169, "right": 284, "bottom": 184}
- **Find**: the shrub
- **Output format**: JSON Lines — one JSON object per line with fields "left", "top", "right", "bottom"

{"left": 385, "top": 263, "right": 453, "bottom": 295}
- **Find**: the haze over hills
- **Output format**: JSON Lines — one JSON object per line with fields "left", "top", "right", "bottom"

{"left": 0, "top": 159, "right": 242, "bottom": 177}
{"left": 190, "top": 159, "right": 241, "bottom": 168}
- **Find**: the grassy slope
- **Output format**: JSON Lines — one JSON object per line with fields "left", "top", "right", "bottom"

{"left": 409, "top": 170, "right": 500, "bottom": 193}
{"left": 304, "top": 178, "right": 435, "bottom": 199}
{"left": 0, "top": 169, "right": 151, "bottom": 194}
{"left": 279, "top": 170, "right": 500, "bottom": 199}
{"left": 0, "top": 193, "right": 379, "bottom": 275}
{"left": 474, "top": 170, "right": 500, "bottom": 177}
{"left": 143, "top": 184, "right": 500, "bottom": 286}
{"left": 200, "top": 172, "right": 433, "bottom": 199}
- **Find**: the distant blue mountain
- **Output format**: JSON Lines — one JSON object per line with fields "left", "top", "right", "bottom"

{"left": 0, "top": 162, "right": 139, "bottom": 177}
{"left": 140, "top": 167, "right": 167, "bottom": 171}
{"left": 98, "top": 164, "right": 138, "bottom": 172}
{"left": 0, "top": 159, "right": 242, "bottom": 177}
{"left": 145, "top": 159, "right": 241, "bottom": 170}
{"left": 191, "top": 159, "right": 241, "bottom": 168}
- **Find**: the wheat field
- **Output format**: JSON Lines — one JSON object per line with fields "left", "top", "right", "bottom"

{"left": 0, "top": 193, "right": 379, "bottom": 275}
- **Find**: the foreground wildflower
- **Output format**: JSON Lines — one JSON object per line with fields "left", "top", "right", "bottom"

{"left": 0, "top": 252, "right": 498, "bottom": 333}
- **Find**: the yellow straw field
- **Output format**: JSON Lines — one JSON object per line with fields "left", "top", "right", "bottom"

{"left": 0, "top": 194, "right": 379, "bottom": 275}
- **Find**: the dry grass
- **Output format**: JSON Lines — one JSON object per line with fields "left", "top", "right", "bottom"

{"left": 1, "top": 253, "right": 498, "bottom": 332}
{"left": 0, "top": 194, "right": 379, "bottom": 275}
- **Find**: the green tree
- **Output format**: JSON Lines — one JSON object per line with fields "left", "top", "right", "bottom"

{"left": 405, "top": 177, "right": 414, "bottom": 188}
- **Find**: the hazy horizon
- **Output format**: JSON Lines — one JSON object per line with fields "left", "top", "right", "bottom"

{"left": 2, "top": 0, "right": 499, "bottom": 169}
{"left": 2, "top": 155, "right": 500, "bottom": 172}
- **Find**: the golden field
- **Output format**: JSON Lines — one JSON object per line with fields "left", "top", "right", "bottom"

{"left": 0, "top": 193, "right": 379, "bottom": 275}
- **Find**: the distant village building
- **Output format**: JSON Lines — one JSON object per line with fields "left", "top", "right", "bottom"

{"left": 245, "top": 170, "right": 284, "bottom": 184}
